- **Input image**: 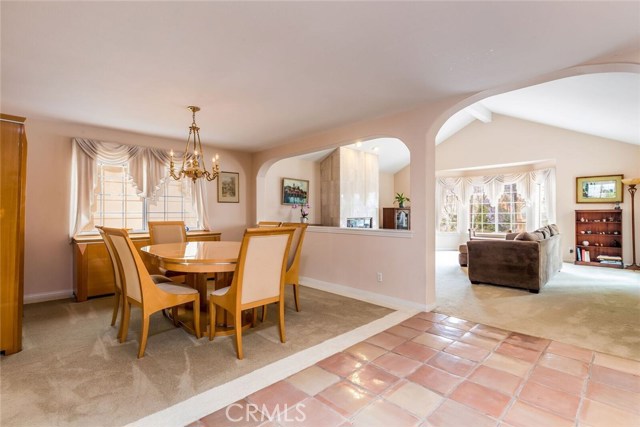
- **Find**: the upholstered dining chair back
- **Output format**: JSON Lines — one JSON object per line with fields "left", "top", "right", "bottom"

{"left": 280, "top": 223, "right": 308, "bottom": 312}
{"left": 97, "top": 226, "right": 122, "bottom": 294}
{"left": 97, "top": 225, "right": 125, "bottom": 334}
{"left": 281, "top": 223, "right": 307, "bottom": 271}
{"left": 106, "top": 229, "right": 146, "bottom": 303}
{"left": 148, "top": 221, "right": 187, "bottom": 245}
{"left": 237, "top": 228, "right": 293, "bottom": 305}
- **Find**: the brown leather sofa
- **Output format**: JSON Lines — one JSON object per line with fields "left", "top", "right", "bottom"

{"left": 466, "top": 225, "right": 562, "bottom": 293}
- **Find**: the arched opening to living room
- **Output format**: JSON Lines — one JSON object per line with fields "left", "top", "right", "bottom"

{"left": 429, "top": 69, "right": 640, "bottom": 357}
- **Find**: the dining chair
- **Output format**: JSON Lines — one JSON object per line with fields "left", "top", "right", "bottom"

{"left": 257, "top": 221, "right": 283, "bottom": 228}
{"left": 261, "top": 222, "right": 308, "bottom": 320}
{"left": 148, "top": 220, "right": 187, "bottom": 244}
{"left": 96, "top": 226, "right": 174, "bottom": 342}
{"left": 102, "top": 227, "right": 201, "bottom": 358}
{"left": 208, "top": 227, "right": 294, "bottom": 359}
{"left": 148, "top": 220, "right": 188, "bottom": 281}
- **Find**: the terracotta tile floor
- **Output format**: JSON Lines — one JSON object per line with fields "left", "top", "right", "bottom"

{"left": 188, "top": 313, "right": 640, "bottom": 427}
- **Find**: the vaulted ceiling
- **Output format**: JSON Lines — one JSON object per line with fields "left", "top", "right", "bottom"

{"left": 2, "top": 2, "right": 639, "bottom": 151}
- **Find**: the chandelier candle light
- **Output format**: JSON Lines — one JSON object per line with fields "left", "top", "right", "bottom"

{"left": 169, "top": 106, "right": 220, "bottom": 182}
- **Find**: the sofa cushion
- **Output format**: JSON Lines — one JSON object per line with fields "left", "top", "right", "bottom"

{"left": 515, "top": 232, "right": 540, "bottom": 241}
{"left": 506, "top": 232, "right": 519, "bottom": 241}
{"left": 548, "top": 224, "right": 560, "bottom": 236}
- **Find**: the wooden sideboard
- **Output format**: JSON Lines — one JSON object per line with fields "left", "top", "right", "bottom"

{"left": 1, "top": 114, "right": 28, "bottom": 355}
{"left": 72, "top": 230, "right": 221, "bottom": 301}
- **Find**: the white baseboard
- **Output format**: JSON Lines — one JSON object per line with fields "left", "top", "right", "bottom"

{"left": 24, "top": 290, "right": 74, "bottom": 304}
{"left": 300, "top": 276, "right": 433, "bottom": 312}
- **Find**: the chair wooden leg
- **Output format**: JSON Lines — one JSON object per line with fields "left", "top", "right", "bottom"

{"left": 111, "top": 290, "right": 120, "bottom": 326}
{"left": 278, "top": 301, "right": 286, "bottom": 343}
{"left": 138, "top": 315, "right": 150, "bottom": 358}
{"left": 292, "top": 284, "right": 300, "bottom": 312}
{"left": 208, "top": 300, "right": 216, "bottom": 341}
{"left": 193, "top": 297, "right": 201, "bottom": 339}
{"left": 116, "top": 292, "right": 126, "bottom": 341}
{"left": 171, "top": 306, "right": 179, "bottom": 327}
{"left": 251, "top": 308, "right": 258, "bottom": 327}
{"left": 234, "top": 313, "right": 244, "bottom": 360}
{"left": 120, "top": 301, "right": 131, "bottom": 343}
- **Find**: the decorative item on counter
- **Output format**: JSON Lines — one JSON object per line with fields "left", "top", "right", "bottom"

{"left": 580, "top": 217, "right": 585, "bottom": 222}
{"left": 614, "top": 202, "right": 621, "bottom": 210}
{"left": 586, "top": 230, "right": 592, "bottom": 234}
{"left": 582, "top": 241, "right": 589, "bottom": 246}
{"left": 602, "top": 219, "right": 607, "bottom": 222}
{"left": 580, "top": 231, "right": 586, "bottom": 234}
{"left": 293, "top": 203, "right": 310, "bottom": 223}
{"left": 394, "top": 192, "right": 410, "bottom": 209}
{"left": 613, "top": 231, "right": 620, "bottom": 235}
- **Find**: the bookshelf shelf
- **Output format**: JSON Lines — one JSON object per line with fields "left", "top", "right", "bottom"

{"left": 575, "top": 209, "right": 623, "bottom": 269}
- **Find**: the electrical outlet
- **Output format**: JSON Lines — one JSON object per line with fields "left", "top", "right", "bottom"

{"left": 569, "top": 248, "right": 574, "bottom": 254}
{"left": 376, "top": 272, "right": 383, "bottom": 283}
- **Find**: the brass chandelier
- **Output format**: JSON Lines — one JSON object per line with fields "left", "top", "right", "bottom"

{"left": 169, "top": 106, "right": 220, "bottom": 182}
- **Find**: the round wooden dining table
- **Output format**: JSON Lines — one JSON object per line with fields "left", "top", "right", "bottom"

{"left": 140, "top": 240, "right": 241, "bottom": 304}
{"left": 140, "top": 241, "right": 242, "bottom": 335}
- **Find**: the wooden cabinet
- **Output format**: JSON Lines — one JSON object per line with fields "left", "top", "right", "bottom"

{"left": 382, "top": 207, "right": 411, "bottom": 230}
{"left": 72, "top": 231, "right": 221, "bottom": 301}
{"left": 1, "top": 114, "right": 28, "bottom": 355}
{"left": 575, "top": 209, "right": 623, "bottom": 268}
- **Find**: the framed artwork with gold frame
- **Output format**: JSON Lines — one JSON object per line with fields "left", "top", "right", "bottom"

{"left": 576, "top": 174, "right": 623, "bottom": 203}
{"left": 218, "top": 171, "right": 239, "bottom": 203}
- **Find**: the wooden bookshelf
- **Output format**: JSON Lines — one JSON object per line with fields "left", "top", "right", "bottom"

{"left": 575, "top": 209, "right": 623, "bottom": 269}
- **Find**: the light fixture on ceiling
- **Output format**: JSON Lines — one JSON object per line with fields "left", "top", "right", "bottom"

{"left": 169, "top": 106, "right": 220, "bottom": 182}
{"left": 621, "top": 177, "right": 640, "bottom": 270}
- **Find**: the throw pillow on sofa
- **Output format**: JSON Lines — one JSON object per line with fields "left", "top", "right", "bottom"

{"left": 515, "top": 232, "right": 540, "bottom": 241}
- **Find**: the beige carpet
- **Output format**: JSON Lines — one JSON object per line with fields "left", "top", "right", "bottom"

{"left": 0, "top": 287, "right": 392, "bottom": 427}
{"left": 436, "top": 251, "right": 640, "bottom": 361}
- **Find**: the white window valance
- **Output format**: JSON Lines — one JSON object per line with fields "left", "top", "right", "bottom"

{"left": 69, "top": 138, "right": 211, "bottom": 237}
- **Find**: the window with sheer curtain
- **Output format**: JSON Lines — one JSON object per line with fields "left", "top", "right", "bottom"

{"left": 436, "top": 168, "right": 556, "bottom": 234}
{"left": 70, "top": 138, "right": 210, "bottom": 237}
{"left": 438, "top": 188, "right": 458, "bottom": 232}
{"left": 81, "top": 163, "right": 199, "bottom": 233}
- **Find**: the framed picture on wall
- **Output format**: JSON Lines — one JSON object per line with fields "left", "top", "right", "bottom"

{"left": 576, "top": 174, "right": 623, "bottom": 203}
{"left": 218, "top": 171, "right": 240, "bottom": 203}
{"left": 282, "top": 178, "right": 309, "bottom": 205}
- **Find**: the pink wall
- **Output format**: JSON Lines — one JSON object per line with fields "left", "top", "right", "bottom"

{"left": 261, "top": 157, "right": 321, "bottom": 224}
{"left": 23, "top": 118, "right": 252, "bottom": 301}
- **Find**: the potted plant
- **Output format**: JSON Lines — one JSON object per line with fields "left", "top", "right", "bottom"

{"left": 394, "top": 192, "right": 410, "bottom": 208}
